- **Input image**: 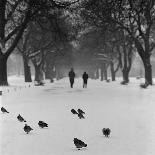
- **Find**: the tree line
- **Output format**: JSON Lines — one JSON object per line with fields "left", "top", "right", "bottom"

{"left": 0, "top": 0, "right": 155, "bottom": 86}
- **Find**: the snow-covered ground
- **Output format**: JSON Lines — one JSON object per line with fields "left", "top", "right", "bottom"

{"left": 1, "top": 77, "right": 155, "bottom": 155}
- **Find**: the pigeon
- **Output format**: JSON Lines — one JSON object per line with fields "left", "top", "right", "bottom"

{"left": 77, "top": 109, "right": 85, "bottom": 115}
{"left": 1, "top": 107, "right": 9, "bottom": 113}
{"left": 17, "top": 114, "right": 26, "bottom": 122}
{"left": 71, "top": 109, "right": 78, "bottom": 114}
{"left": 73, "top": 138, "right": 87, "bottom": 150}
{"left": 78, "top": 113, "right": 85, "bottom": 119}
{"left": 38, "top": 121, "right": 48, "bottom": 128}
{"left": 23, "top": 124, "right": 33, "bottom": 134}
{"left": 102, "top": 128, "right": 111, "bottom": 137}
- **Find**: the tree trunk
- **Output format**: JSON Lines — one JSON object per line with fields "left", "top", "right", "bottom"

{"left": 50, "top": 66, "right": 55, "bottom": 82}
{"left": 45, "top": 60, "right": 51, "bottom": 79}
{"left": 134, "top": 38, "right": 153, "bottom": 85}
{"left": 100, "top": 67, "right": 103, "bottom": 81}
{"left": 0, "top": 54, "right": 8, "bottom": 85}
{"left": 103, "top": 63, "right": 107, "bottom": 80}
{"left": 23, "top": 55, "right": 32, "bottom": 82}
{"left": 45, "top": 70, "right": 51, "bottom": 79}
{"left": 110, "top": 62, "right": 115, "bottom": 81}
{"left": 122, "top": 68, "right": 129, "bottom": 83}
{"left": 96, "top": 69, "right": 99, "bottom": 79}
{"left": 137, "top": 50, "right": 152, "bottom": 85}
{"left": 143, "top": 57, "right": 152, "bottom": 85}
{"left": 34, "top": 65, "right": 44, "bottom": 82}
{"left": 100, "top": 63, "right": 107, "bottom": 81}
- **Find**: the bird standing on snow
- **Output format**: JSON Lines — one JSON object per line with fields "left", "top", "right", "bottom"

{"left": 1, "top": 107, "right": 9, "bottom": 113}
{"left": 17, "top": 114, "right": 26, "bottom": 122}
{"left": 77, "top": 109, "right": 85, "bottom": 115}
{"left": 38, "top": 121, "right": 48, "bottom": 128}
{"left": 71, "top": 109, "right": 78, "bottom": 114}
{"left": 78, "top": 113, "right": 85, "bottom": 119}
{"left": 23, "top": 124, "right": 33, "bottom": 134}
{"left": 102, "top": 128, "right": 111, "bottom": 137}
{"left": 73, "top": 138, "right": 87, "bottom": 150}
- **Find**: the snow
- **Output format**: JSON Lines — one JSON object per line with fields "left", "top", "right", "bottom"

{"left": 1, "top": 77, "right": 155, "bottom": 155}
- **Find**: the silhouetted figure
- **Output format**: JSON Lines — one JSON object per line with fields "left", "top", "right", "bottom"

{"left": 23, "top": 124, "right": 33, "bottom": 134}
{"left": 68, "top": 68, "right": 75, "bottom": 88}
{"left": 71, "top": 109, "right": 78, "bottom": 114}
{"left": 102, "top": 128, "right": 111, "bottom": 137}
{"left": 73, "top": 138, "right": 87, "bottom": 150}
{"left": 1, "top": 107, "right": 9, "bottom": 113}
{"left": 17, "top": 114, "right": 26, "bottom": 122}
{"left": 82, "top": 72, "right": 88, "bottom": 88}
{"left": 38, "top": 121, "right": 48, "bottom": 128}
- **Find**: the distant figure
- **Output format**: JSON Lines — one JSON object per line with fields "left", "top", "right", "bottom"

{"left": 82, "top": 72, "right": 88, "bottom": 88}
{"left": 68, "top": 68, "right": 75, "bottom": 88}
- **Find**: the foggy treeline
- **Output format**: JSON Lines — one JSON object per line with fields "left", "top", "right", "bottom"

{"left": 1, "top": 0, "right": 155, "bottom": 86}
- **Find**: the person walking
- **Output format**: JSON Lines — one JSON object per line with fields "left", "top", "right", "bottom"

{"left": 82, "top": 72, "right": 88, "bottom": 88}
{"left": 68, "top": 68, "right": 75, "bottom": 88}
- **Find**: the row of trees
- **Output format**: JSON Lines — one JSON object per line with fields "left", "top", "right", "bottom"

{"left": 77, "top": 0, "right": 155, "bottom": 85}
{"left": 1, "top": 0, "right": 155, "bottom": 86}
{"left": 0, "top": 0, "right": 78, "bottom": 85}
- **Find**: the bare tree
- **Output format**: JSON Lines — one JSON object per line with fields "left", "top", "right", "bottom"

{"left": 0, "top": 0, "right": 79, "bottom": 85}
{"left": 80, "top": 0, "right": 155, "bottom": 85}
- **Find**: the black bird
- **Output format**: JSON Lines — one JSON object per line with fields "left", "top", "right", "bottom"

{"left": 1, "top": 107, "right": 9, "bottom": 113}
{"left": 102, "top": 128, "right": 111, "bottom": 137}
{"left": 71, "top": 109, "right": 78, "bottom": 114}
{"left": 38, "top": 121, "right": 48, "bottom": 128}
{"left": 77, "top": 109, "right": 85, "bottom": 115}
{"left": 73, "top": 138, "right": 87, "bottom": 150}
{"left": 78, "top": 113, "right": 85, "bottom": 119}
{"left": 23, "top": 124, "right": 33, "bottom": 134}
{"left": 17, "top": 114, "right": 26, "bottom": 122}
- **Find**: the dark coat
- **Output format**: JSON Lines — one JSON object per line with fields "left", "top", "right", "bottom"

{"left": 69, "top": 71, "right": 75, "bottom": 79}
{"left": 82, "top": 73, "right": 88, "bottom": 80}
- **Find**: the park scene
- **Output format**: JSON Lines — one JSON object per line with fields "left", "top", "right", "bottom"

{"left": 1, "top": 0, "right": 155, "bottom": 155}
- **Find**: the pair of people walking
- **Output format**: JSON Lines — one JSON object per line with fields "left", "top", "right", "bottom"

{"left": 68, "top": 68, "right": 88, "bottom": 88}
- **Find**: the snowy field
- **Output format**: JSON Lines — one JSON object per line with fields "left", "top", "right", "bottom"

{"left": 1, "top": 76, "right": 155, "bottom": 155}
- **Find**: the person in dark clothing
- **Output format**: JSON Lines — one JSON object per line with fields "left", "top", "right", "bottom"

{"left": 68, "top": 68, "right": 75, "bottom": 88}
{"left": 82, "top": 72, "right": 88, "bottom": 88}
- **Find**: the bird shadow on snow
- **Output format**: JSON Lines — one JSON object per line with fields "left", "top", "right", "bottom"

{"left": 38, "top": 127, "right": 49, "bottom": 130}
{"left": 70, "top": 147, "right": 88, "bottom": 152}
{"left": 19, "top": 132, "right": 35, "bottom": 136}
{"left": 19, "top": 127, "right": 49, "bottom": 137}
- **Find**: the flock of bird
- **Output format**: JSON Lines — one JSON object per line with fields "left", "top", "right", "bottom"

{"left": 1, "top": 107, "right": 48, "bottom": 134}
{"left": 71, "top": 108, "right": 111, "bottom": 150}
{"left": 1, "top": 106, "right": 111, "bottom": 150}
